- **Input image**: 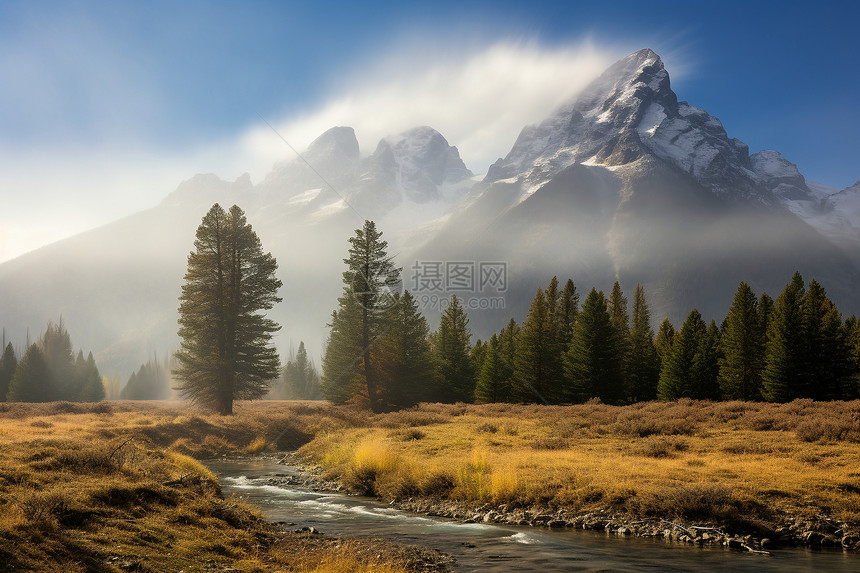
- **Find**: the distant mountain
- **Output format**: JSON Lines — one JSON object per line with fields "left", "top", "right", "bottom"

{"left": 0, "top": 49, "right": 857, "bottom": 379}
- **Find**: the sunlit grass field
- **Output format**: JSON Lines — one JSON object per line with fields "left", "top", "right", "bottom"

{"left": 297, "top": 400, "right": 860, "bottom": 529}
{"left": 0, "top": 401, "right": 423, "bottom": 573}
{"left": 1, "top": 398, "right": 858, "bottom": 570}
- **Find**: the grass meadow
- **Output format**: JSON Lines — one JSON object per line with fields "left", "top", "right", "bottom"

{"left": 1, "top": 398, "right": 859, "bottom": 570}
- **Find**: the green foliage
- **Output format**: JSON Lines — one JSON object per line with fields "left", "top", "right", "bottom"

{"left": 379, "top": 291, "right": 437, "bottom": 408}
{"left": 0, "top": 342, "right": 17, "bottom": 401}
{"left": 513, "top": 288, "right": 554, "bottom": 402}
{"left": 658, "top": 310, "right": 720, "bottom": 400}
{"left": 122, "top": 356, "right": 170, "bottom": 400}
{"left": 719, "top": 282, "right": 763, "bottom": 400}
{"left": 321, "top": 297, "right": 366, "bottom": 405}
{"left": 77, "top": 351, "right": 105, "bottom": 402}
{"left": 174, "top": 204, "right": 283, "bottom": 415}
{"left": 608, "top": 281, "right": 631, "bottom": 384}
{"left": 432, "top": 294, "right": 474, "bottom": 402}
{"left": 627, "top": 284, "right": 659, "bottom": 402}
{"left": 321, "top": 220, "right": 402, "bottom": 411}
{"left": 761, "top": 273, "right": 807, "bottom": 402}
{"left": 7, "top": 344, "right": 51, "bottom": 402}
{"left": 565, "top": 288, "right": 624, "bottom": 404}
{"left": 281, "top": 341, "right": 321, "bottom": 400}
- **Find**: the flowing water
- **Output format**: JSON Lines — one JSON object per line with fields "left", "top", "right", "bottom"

{"left": 208, "top": 458, "right": 859, "bottom": 572}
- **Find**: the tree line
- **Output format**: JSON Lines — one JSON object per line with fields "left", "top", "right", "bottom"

{"left": 0, "top": 320, "right": 105, "bottom": 403}
{"left": 320, "top": 222, "right": 860, "bottom": 409}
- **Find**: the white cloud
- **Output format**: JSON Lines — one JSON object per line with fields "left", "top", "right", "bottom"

{"left": 0, "top": 38, "right": 625, "bottom": 263}
{"left": 239, "top": 39, "right": 617, "bottom": 177}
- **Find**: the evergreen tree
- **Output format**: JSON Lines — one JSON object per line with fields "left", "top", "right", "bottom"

{"left": 327, "top": 221, "right": 400, "bottom": 411}
{"left": 321, "top": 297, "right": 366, "bottom": 404}
{"left": 801, "top": 279, "right": 849, "bottom": 400}
{"left": 719, "top": 282, "right": 763, "bottom": 400}
{"left": 558, "top": 279, "right": 579, "bottom": 346}
{"left": 0, "top": 342, "right": 16, "bottom": 401}
{"left": 122, "top": 356, "right": 171, "bottom": 400}
{"left": 470, "top": 339, "right": 488, "bottom": 385}
{"left": 77, "top": 351, "right": 105, "bottom": 402}
{"left": 627, "top": 284, "right": 659, "bottom": 402}
{"left": 608, "top": 282, "right": 631, "bottom": 386}
{"left": 696, "top": 320, "right": 722, "bottom": 400}
{"left": 380, "top": 291, "right": 437, "bottom": 407}
{"left": 564, "top": 288, "right": 624, "bottom": 403}
{"left": 658, "top": 309, "right": 716, "bottom": 400}
{"left": 283, "top": 341, "right": 321, "bottom": 400}
{"left": 475, "top": 334, "right": 511, "bottom": 403}
{"left": 174, "top": 204, "right": 283, "bottom": 415}
{"left": 7, "top": 344, "right": 51, "bottom": 402}
{"left": 432, "top": 294, "right": 474, "bottom": 402}
{"left": 40, "top": 320, "right": 74, "bottom": 400}
{"left": 478, "top": 318, "right": 520, "bottom": 403}
{"left": 654, "top": 318, "right": 676, "bottom": 368}
{"left": 513, "top": 288, "right": 556, "bottom": 403}
{"left": 762, "top": 273, "right": 807, "bottom": 402}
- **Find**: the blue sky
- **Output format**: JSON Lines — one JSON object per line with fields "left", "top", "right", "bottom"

{"left": 1, "top": 0, "right": 858, "bottom": 261}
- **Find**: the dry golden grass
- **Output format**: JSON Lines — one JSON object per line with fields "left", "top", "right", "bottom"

{"left": 0, "top": 401, "right": 433, "bottom": 573}
{"left": 298, "top": 399, "right": 860, "bottom": 528}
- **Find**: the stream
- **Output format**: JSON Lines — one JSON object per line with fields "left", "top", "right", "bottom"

{"left": 208, "top": 458, "right": 859, "bottom": 572}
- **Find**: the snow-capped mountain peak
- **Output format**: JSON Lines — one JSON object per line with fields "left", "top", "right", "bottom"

{"left": 485, "top": 48, "right": 765, "bottom": 202}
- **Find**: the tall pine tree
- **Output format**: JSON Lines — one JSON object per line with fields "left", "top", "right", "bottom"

{"left": 658, "top": 310, "right": 718, "bottom": 400}
{"left": 174, "top": 204, "right": 283, "bottom": 414}
{"left": 719, "top": 282, "right": 763, "bottom": 400}
{"left": 432, "top": 294, "right": 474, "bottom": 402}
{"left": 564, "top": 288, "right": 624, "bottom": 403}
{"left": 282, "top": 341, "right": 321, "bottom": 400}
{"left": 762, "top": 273, "right": 806, "bottom": 402}
{"left": 627, "top": 284, "right": 659, "bottom": 402}
{"left": 380, "top": 291, "right": 437, "bottom": 407}
{"left": 7, "top": 344, "right": 51, "bottom": 402}
{"left": 513, "top": 288, "right": 557, "bottom": 403}
{"left": 0, "top": 343, "right": 16, "bottom": 401}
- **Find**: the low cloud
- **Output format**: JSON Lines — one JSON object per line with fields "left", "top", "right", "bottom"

{"left": 240, "top": 39, "right": 616, "bottom": 176}
{"left": 0, "top": 38, "right": 623, "bottom": 263}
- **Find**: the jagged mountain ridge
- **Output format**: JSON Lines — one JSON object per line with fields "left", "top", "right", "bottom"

{"left": 0, "top": 48, "right": 857, "bottom": 379}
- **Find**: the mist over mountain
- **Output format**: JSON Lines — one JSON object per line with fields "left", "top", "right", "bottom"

{"left": 1, "top": 49, "right": 857, "bottom": 379}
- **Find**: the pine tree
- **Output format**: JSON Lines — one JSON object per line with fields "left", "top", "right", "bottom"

{"left": 627, "top": 284, "right": 659, "bottom": 402}
{"left": 654, "top": 318, "right": 676, "bottom": 368}
{"left": 380, "top": 291, "right": 437, "bottom": 407}
{"left": 564, "top": 288, "right": 624, "bottom": 403}
{"left": 801, "top": 279, "right": 849, "bottom": 400}
{"left": 719, "top": 282, "right": 763, "bottom": 400}
{"left": 326, "top": 221, "right": 401, "bottom": 411}
{"left": 658, "top": 309, "right": 715, "bottom": 400}
{"left": 513, "top": 288, "right": 555, "bottom": 403}
{"left": 608, "top": 282, "right": 631, "bottom": 387}
{"left": 476, "top": 318, "right": 520, "bottom": 403}
{"left": 762, "top": 273, "right": 806, "bottom": 402}
{"left": 283, "top": 341, "right": 321, "bottom": 400}
{"left": 174, "top": 204, "right": 283, "bottom": 415}
{"left": 321, "top": 297, "right": 366, "bottom": 404}
{"left": 40, "top": 320, "right": 74, "bottom": 400}
{"left": 475, "top": 334, "right": 511, "bottom": 403}
{"left": 432, "top": 294, "right": 474, "bottom": 402}
{"left": 78, "top": 351, "right": 105, "bottom": 402}
{"left": 7, "top": 344, "right": 51, "bottom": 402}
{"left": 122, "top": 356, "right": 171, "bottom": 400}
{"left": 0, "top": 342, "right": 17, "bottom": 401}
{"left": 558, "top": 279, "right": 579, "bottom": 346}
